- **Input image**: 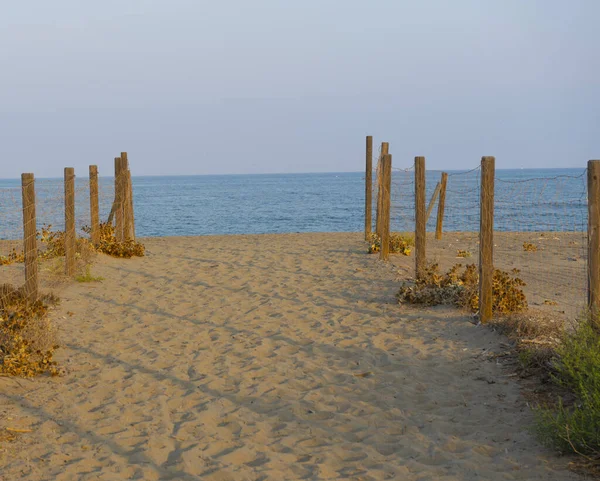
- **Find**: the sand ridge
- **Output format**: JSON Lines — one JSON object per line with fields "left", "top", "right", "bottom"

{"left": 0, "top": 233, "right": 582, "bottom": 480}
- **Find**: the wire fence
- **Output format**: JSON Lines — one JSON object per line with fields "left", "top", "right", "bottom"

{"left": 493, "top": 171, "right": 588, "bottom": 321}
{"left": 369, "top": 150, "right": 590, "bottom": 322}
{"left": 0, "top": 171, "right": 116, "bottom": 299}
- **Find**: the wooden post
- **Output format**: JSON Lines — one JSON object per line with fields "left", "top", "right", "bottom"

{"left": 380, "top": 154, "right": 392, "bottom": 261}
{"left": 425, "top": 182, "right": 441, "bottom": 223}
{"left": 21, "top": 173, "right": 38, "bottom": 302}
{"left": 587, "top": 160, "right": 600, "bottom": 328}
{"left": 126, "top": 169, "right": 136, "bottom": 240}
{"left": 121, "top": 152, "right": 133, "bottom": 241}
{"left": 435, "top": 172, "right": 448, "bottom": 240}
{"left": 415, "top": 156, "right": 426, "bottom": 279}
{"left": 64, "top": 167, "right": 76, "bottom": 276}
{"left": 365, "top": 136, "right": 373, "bottom": 240}
{"left": 479, "top": 157, "right": 495, "bottom": 323}
{"left": 114, "top": 157, "right": 123, "bottom": 241}
{"left": 375, "top": 142, "right": 389, "bottom": 237}
{"left": 89, "top": 165, "right": 100, "bottom": 245}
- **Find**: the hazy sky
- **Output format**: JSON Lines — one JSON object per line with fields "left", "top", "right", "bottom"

{"left": 1, "top": 1, "right": 598, "bottom": 178}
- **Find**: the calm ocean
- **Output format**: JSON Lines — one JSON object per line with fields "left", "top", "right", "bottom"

{"left": 0, "top": 169, "right": 588, "bottom": 239}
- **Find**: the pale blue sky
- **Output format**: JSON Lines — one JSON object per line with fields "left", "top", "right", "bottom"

{"left": 1, "top": 1, "right": 598, "bottom": 178}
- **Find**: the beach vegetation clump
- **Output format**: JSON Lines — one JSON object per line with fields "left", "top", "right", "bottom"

{"left": 523, "top": 242, "right": 538, "bottom": 252}
{"left": 533, "top": 319, "right": 600, "bottom": 469}
{"left": 457, "top": 249, "right": 472, "bottom": 258}
{"left": 0, "top": 284, "right": 60, "bottom": 377}
{"left": 0, "top": 248, "right": 24, "bottom": 266}
{"left": 397, "top": 262, "right": 527, "bottom": 314}
{"left": 367, "top": 233, "right": 413, "bottom": 255}
{"left": 83, "top": 223, "right": 145, "bottom": 258}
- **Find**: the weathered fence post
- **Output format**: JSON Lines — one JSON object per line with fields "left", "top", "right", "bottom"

{"left": 415, "top": 156, "right": 426, "bottom": 279}
{"left": 121, "top": 152, "right": 133, "bottom": 241}
{"left": 380, "top": 154, "right": 392, "bottom": 261}
{"left": 376, "top": 142, "right": 389, "bottom": 237}
{"left": 114, "top": 157, "right": 124, "bottom": 241}
{"left": 479, "top": 157, "right": 495, "bottom": 323}
{"left": 21, "top": 173, "right": 38, "bottom": 302}
{"left": 425, "top": 182, "right": 441, "bottom": 223}
{"left": 89, "top": 165, "right": 100, "bottom": 245}
{"left": 64, "top": 167, "right": 76, "bottom": 276}
{"left": 435, "top": 172, "right": 448, "bottom": 240}
{"left": 126, "top": 169, "right": 136, "bottom": 240}
{"left": 365, "top": 136, "right": 373, "bottom": 240}
{"left": 588, "top": 160, "right": 600, "bottom": 328}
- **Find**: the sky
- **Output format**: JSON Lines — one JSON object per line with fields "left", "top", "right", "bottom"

{"left": 0, "top": 0, "right": 598, "bottom": 178}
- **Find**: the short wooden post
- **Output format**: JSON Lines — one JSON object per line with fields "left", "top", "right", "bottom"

{"left": 479, "top": 157, "right": 495, "bottom": 323}
{"left": 365, "top": 136, "right": 373, "bottom": 240}
{"left": 114, "top": 157, "right": 124, "bottom": 241}
{"left": 380, "top": 154, "right": 392, "bottom": 261}
{"left": 435, "top": 172, "right": 448, "bottom": 240}
{"left": 64, "top": 167, "right": 76, "bottom": 276}
{"left": 21, "top": 173, "right": 38, "bottom": 302}
{"left": 587, "top": 160, "right": 600, "bottom": 328}
{"left": 415, "top": 156, "right": 426, "bottom": 279}
{"left": 375, "top": 142, "right": 389, "bottom": 237}
{"left": 89, "top": 165, "right": 100, "bottom": 245}
{"left": 425, "top": 182, "right": 441, "bottom": 223}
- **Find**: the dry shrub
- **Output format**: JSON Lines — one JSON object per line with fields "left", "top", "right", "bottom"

{"left": 367, "top": 233, "right": 413, "bottom": 255}
{"left": 457, "top": 249, "right": 472, "bottom": 258}
{"left": 0, "top": 248, "right": 24, "bottom": 266}
{"left": 397, "top": 262, "right": 527, "bottom": 315}
{"left": 0, "top": 284, "right": 59, "bottom": 377}
{"left": 0, "top": 224, "right": 97, "bottom": 266}
{"left": 83, "top": 223, "right": 145, "bottom": 258}
{"left": 489, "top": 311, "right": 564, "bottom": 369}
{"left": 523, "top": 242, "right": 538, "bottom": 252}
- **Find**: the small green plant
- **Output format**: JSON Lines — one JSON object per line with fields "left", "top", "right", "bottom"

{"left": 457, "top": 250, "right": 472, "bottom": 258}
{"left": 75, "top": 265, "right": 104, "bottom": 283}
{"left": 367, "top": 233, "right": 413, "bottom": 255}
{"left": 533, "top": 320, "right": 600, "bottom": 462}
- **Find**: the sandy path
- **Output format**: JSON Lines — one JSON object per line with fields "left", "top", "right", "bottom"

{"left": 0, "top": 233, "right": 581, "bottom": 480}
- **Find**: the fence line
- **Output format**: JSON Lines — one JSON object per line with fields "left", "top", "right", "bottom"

{"left": 363, "top": 135, "right": 596, "bottom": 323}
{"left": 1, "top": 154, "right": 136, "bottom": 304}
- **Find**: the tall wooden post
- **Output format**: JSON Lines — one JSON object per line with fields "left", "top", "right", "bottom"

{"left": 64, "top": 167, "right": 76, "bottom": 276}
{"left": 587, "top": 160, "right": 600, "bottom": 328}
{"left": 415, "top": 156, "right": 426, "bottom": 280}
{"left": 21, "top": 173, "right": 38, "bottom": 302}
{"left": 479, "top": 157, "right": 495, "bottom": 323}
{"left": 89, "top": 165, "right": 100, "bottom": 245}
{"left": 380, "top": 154, "right": 392, "bottom": 261}
{"left": 114, "top": 157, "right": 124, "bottom": 242}
{"left": 121, "top": 152, "right": 133, "bottom": 241}
{"left": 435, "top": 172, "right": 448, "bottom": 240}
{"left": 126, "top": 169, "right": 136, "bottom": 240}
{"left": 365, "top": 136, "right": 373, "bottom": 240}
{"left": 376, "top": 142, "right": 389, "bottom": 237}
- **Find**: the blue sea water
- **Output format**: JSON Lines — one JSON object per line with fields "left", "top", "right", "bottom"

{"left": 0, "top": 168, "right": 588, "bottom": 239}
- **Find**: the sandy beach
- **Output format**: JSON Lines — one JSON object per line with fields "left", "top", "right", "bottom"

{"left": 0, "top": 232, "right": 585, "bottom": 480}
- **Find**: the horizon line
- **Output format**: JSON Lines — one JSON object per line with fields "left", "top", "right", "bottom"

{"left": 0, "top": 166, "right": 588, "bottom": 181}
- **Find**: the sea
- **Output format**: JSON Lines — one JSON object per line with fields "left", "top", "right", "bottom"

{"left": 0, "top": 168, "right": 588, "bottom": 240}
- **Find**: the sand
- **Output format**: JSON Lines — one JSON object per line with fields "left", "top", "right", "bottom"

{"left": 0, "top": 233, "right": 585, "bottom": 480}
